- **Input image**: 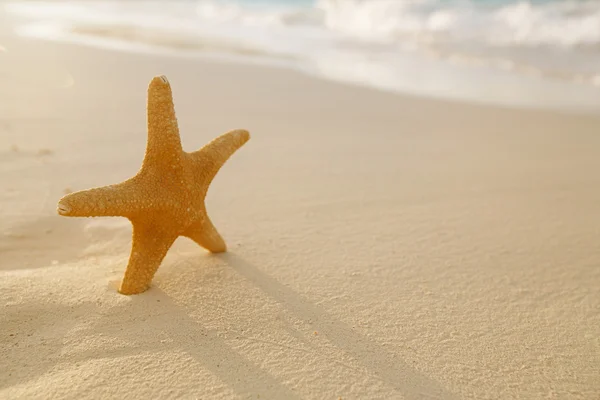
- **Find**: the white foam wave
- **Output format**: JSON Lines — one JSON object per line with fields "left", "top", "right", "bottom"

{"left": 8, "top": 1, "right": 600, "bottom": 48}
{"left": 5, "top": 0, "right": 600, "bottom": 111}
{"left": 316, "top": 0, "right": 600, "bottom": 48}
{"left": 491, "top": 1, "right": 600, "bottom": 47}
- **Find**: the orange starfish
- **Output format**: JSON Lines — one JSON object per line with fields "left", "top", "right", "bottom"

{"left": 57, "top": 75, "right": 250, "bottom": 295}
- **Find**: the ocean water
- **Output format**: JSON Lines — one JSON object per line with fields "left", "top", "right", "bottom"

{"left": 4, "top": 0, "right": 600, "bottom": 112}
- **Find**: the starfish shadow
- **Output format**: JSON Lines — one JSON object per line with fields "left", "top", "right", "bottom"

{"left": 2, "top": 249, "right": 456, "bottom": 399}
{"left": 217, "top": 252, "right": 458, "bottom": 400}
{"left": 132, "top": 289, "right": 302, "bottom": 399}
{"left": 0, "top": 300, "right": 98, "bottom": 390}
{"left": 54, "top": 285, "right": 303, "bottom": 400}
{"left": 1, "top": 262, "right": 300, "bottom": 399}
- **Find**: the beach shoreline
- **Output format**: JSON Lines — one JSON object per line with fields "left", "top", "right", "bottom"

{"left": 1, "top": 10, "right": 600, "bottom": 400}
{"left": 5, "top": 0, "right": 600, "bottom": 115}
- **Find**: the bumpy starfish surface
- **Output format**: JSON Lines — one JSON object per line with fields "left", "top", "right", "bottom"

{"left": 57, "top": 75, "right": 250, "bottom": 295}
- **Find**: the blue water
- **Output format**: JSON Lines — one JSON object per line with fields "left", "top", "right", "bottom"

{"left": 5, "top": 0, "right": 600, "bottom": 112}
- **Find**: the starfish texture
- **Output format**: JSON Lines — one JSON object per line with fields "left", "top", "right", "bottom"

{"left": 57, "top": 75, "right": 250, "bottom": 295}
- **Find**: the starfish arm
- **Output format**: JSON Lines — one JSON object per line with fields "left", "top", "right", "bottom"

{"left": 143, "top": 75, "right": 183, "bottom": 167}
{"left": 57, "top": 178, "right": 144, "bottom": 218}
{"left": 190, "top": 129, "right": 250, "bottom": 188}
{"left": 184, "top": 216, "right": 227, "bottom": 253}
{"left": 119, "top": 221, "right": 178, "bottom": 295}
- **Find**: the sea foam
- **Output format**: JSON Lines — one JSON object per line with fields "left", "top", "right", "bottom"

{"left": 5, "top": 0, "right": 600, "bottom": 112}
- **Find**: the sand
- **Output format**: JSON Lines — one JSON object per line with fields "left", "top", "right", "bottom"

{"left": 1, "top": 20, "right": 600, "bottom": 400}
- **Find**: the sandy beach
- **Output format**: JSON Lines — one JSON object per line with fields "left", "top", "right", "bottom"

{"left": 1, "top": 9, "right": 600, "bottom": 399}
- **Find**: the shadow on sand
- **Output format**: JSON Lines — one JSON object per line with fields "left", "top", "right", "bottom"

{"left": 218, "top": 252, "right": 457, "bottom": 400}
{"left": 2, "top": 251, "right": 456, "bottom": 399}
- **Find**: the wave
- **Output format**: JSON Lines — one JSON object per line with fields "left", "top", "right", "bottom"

{"left": 7, "top": 1, "right": 600, "bottom": 49}
{"left": 5, "top": 0, "right": 600, "bottom": 110}
{"left": 316, "top": 0, "right": 600, "bottom": 48}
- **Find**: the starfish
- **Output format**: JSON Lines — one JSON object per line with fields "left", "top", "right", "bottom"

{"left": 57, "top": 75, "right": 250, "bottom": 295}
